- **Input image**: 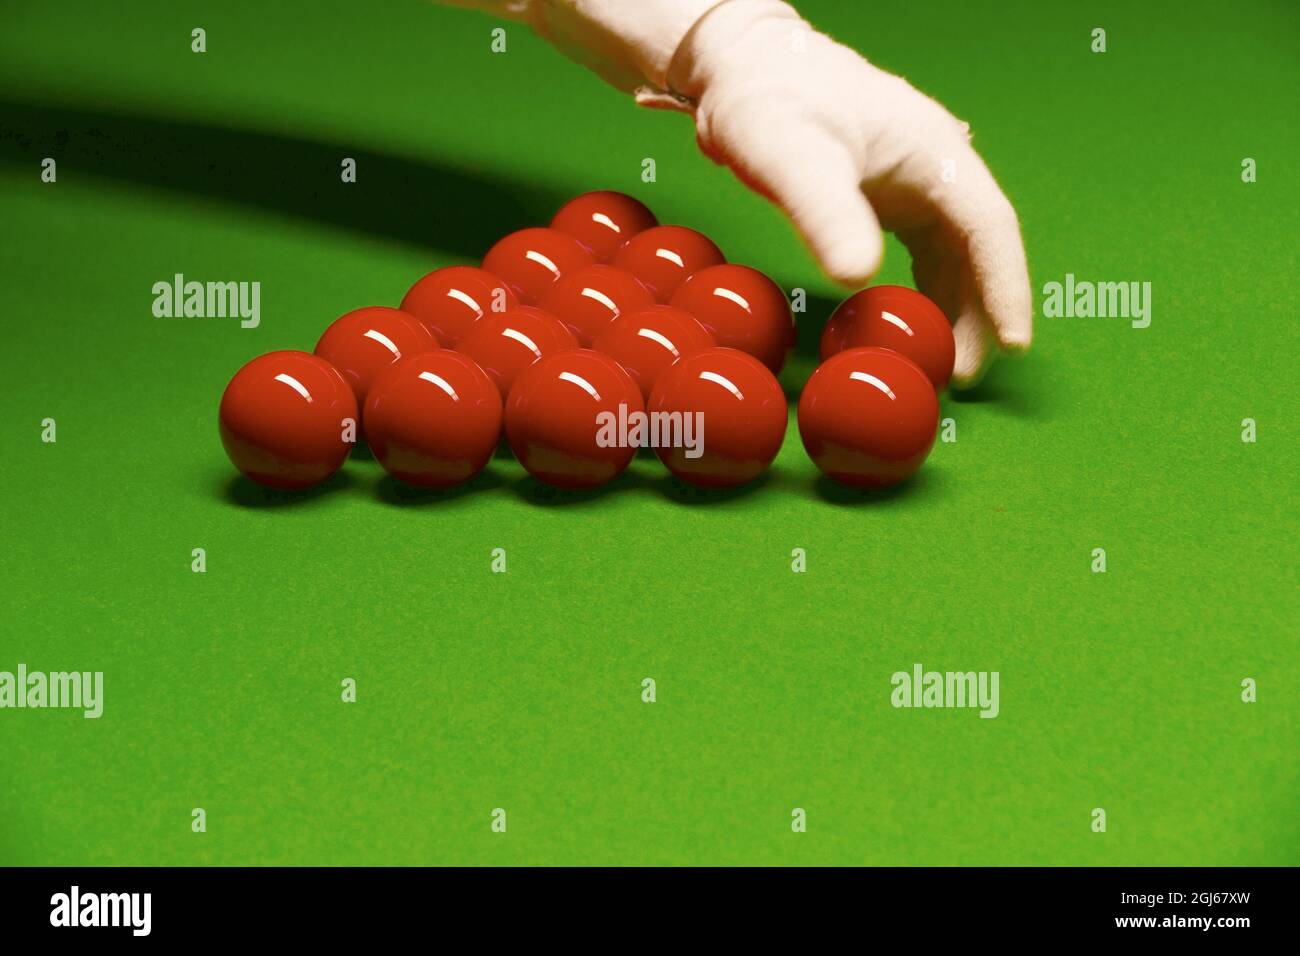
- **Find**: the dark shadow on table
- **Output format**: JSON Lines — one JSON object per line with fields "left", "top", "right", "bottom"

{"left": 0, "top": 96, "right": 888, "bottom": 368}
{"left": 793, "top": 293, "right": 842, "bottom": 359}
{"left": 374, "top": 467, "right": 505, "bottom": 505}
{"left": 509, "top": 470, "right": 646, "bottom": 507}
{"left": 221, "top": 469, "right": 356, "bottom": 509}
{"left": 493, "top": 435, "right": 515, "bottom": 461}
{"left": 777, "top": 290, "right": 842, "bottom": 398}
{"left": 0, "top": 97, "right": 568, "bottom": 259}
{"left": 0, "top": 96, "right": 855, "bottom": 332}
{"left": 650, "top": 469, "right": 771, "bottom": 505}
{"left": 947, "top": 353, "right": 1042, "bottom": 419}
{"left": 810, "top": 467, "right": 942, "bottom": 506}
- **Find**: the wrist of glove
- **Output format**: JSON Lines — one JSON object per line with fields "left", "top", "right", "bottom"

{"left": 448, "top": 0, "right": 725, "bottom": 93}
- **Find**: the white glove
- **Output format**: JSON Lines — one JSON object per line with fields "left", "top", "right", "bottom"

{"left": 665, "top": 1, "right": 1032, "bottom": 386}
{"left": 440, "top": 0, "right": 1032, "bottom": 386}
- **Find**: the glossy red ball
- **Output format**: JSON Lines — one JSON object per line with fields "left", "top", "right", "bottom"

{"left": 611, "top": 225, "right": 725, "bottom": 302}
{"left": 219, "top": 350, "right": 358, "bottom": 490}
{"left": 550, "top": 191, "right": 658, "bottom": 262}
{"left": 313, "top": 306, "right": 439, "bottom": 414}
{"left": 537, "top": 263, "right": 655, "bottom": 346}
{"left": 505, "top": 349, "right": 645, "bottom": 490}
{"left": 399, "top": 265, "right": 517, "bottom": 346}
{"left": 819, "top": 285, "right": 955, "bottom": 391}
{"left": 647, "top": 347, "right": 787, "bottom": 488}
{"left": 797, "top": 347, "right": 940, "bottom": 488}
{"left": 591, "top": 304, "right": 714, "bottom": 402}
{"left": 482, "top": 227, "right": 594, "bottom": 304}
{"left": 456, "top": 305, "right": 578, "bottom": 401}
{"left": 364, "top": 350, "right": 503, "bottom": 488}
{"left": 670, "top": 264, "right": 794, "bottom": 375}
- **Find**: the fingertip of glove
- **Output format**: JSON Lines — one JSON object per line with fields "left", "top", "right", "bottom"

{"left": 949, "top": 365, "right": 989, "bottom": 391}
{"left": 998, "top": 331, "right": 1032, "bottom": 355}
{"left": 820, "top": 241, "right": 883, "bottom": 289}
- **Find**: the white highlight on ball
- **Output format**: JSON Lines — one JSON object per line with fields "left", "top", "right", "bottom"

{"left": 881, "top": 311, "right": 913, "bottom": 336}
{"left": 699, "top": 370, "right": 743, "bottom": 400}
{"left": 419, "top": 371, "right": 460, "bottom": 400}
{"left": 850, "top": 371, "right": 895, "bottom": 399}
{"left": 363, "top": 328, "right": 401, "bottom": 356}
{"left": 580, "top": 287, "right": 618, "bottom": 312}
{"left": 713, "top": 287, "right": 750, "bottom": 310}
{"left": 559, "top": 371, "right": 601, "bottom": 400}
{"left": 274, "top": 373, "right": 312, "bottom": 402}
{"left": 502, "top": 327, "right": 541, "bottom": 357}
{"left": 637, "top": 327, "right": 678, "bottom": 355}
{"left": 525, "top": 250, "right": 560, "bottom": 276}
{"left": 446, "top": 288, "right": 483, "bottom": 317}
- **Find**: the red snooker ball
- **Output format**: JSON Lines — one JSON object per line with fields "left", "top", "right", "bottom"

{"left": 591, "top": 304, "right": 714, "bottom": 402}
{"left": 505, "top": 349, "right": 644, "bottom": 490}
{"left": 219, "top": 350, "right": 358, "bottom": 490}
{"left": 550, "top": 190, "right": 658, "bottom": 262}
{"left": 797, "top": 347, "right": 940, "bottom": 488}
{"left": 400, "top": 265, "right": 517, "bottom": 346}
{"left": 456, "top": 305, "right": 578, "bottom": 401}
{"left": 537, "top": 263, "right": 655, "bottom": 346}
{"left": 364, "top": 350, "right": 503, "bottom": 488}
{"left": 313, "top": 306, "right": 440, "bottom": 415}
{"left": 611, "top": 225, "right": 726, "bottom": 302}
{"left": 670, "top": 264, "right": 795, "bottom": 375}
{"left": 647, "top": 347, "right": 787, "bottom": 488}
{"left": 482, "top": 227, "right": 594, "bottom": 304}
{"left": 819, "top": 285, "right": 955, "bottom": 391}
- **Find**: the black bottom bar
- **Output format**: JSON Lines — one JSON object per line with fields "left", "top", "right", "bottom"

{"left": 1, "top": 867, "right": 1284, "bottom": 942}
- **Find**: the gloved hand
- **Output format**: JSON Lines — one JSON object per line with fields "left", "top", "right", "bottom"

{"left": 662, "top": 1, "right": 1031, "bottom": 386}
{"left": 442, "top": 0, "right": 1032, "bottom": 386}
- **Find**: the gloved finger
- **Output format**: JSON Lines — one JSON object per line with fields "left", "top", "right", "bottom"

{"left": 952, "top": 308, "right": 996, "bottom": 388}
{"left": 721, "top": 120, "right": 884, "bottom": 286}
{"left": 931, "top": 144, "right": 1032, "bottom": 353}
{"left": 901, "top": 224, "right": 961, "bottom": 323}
{"left": 903, "top": 224, "right": 989, "bottom": 388}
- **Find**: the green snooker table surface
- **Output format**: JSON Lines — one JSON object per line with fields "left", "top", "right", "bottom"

{"left": 1, "top": 0, "right": 1296, "bottom": 866}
